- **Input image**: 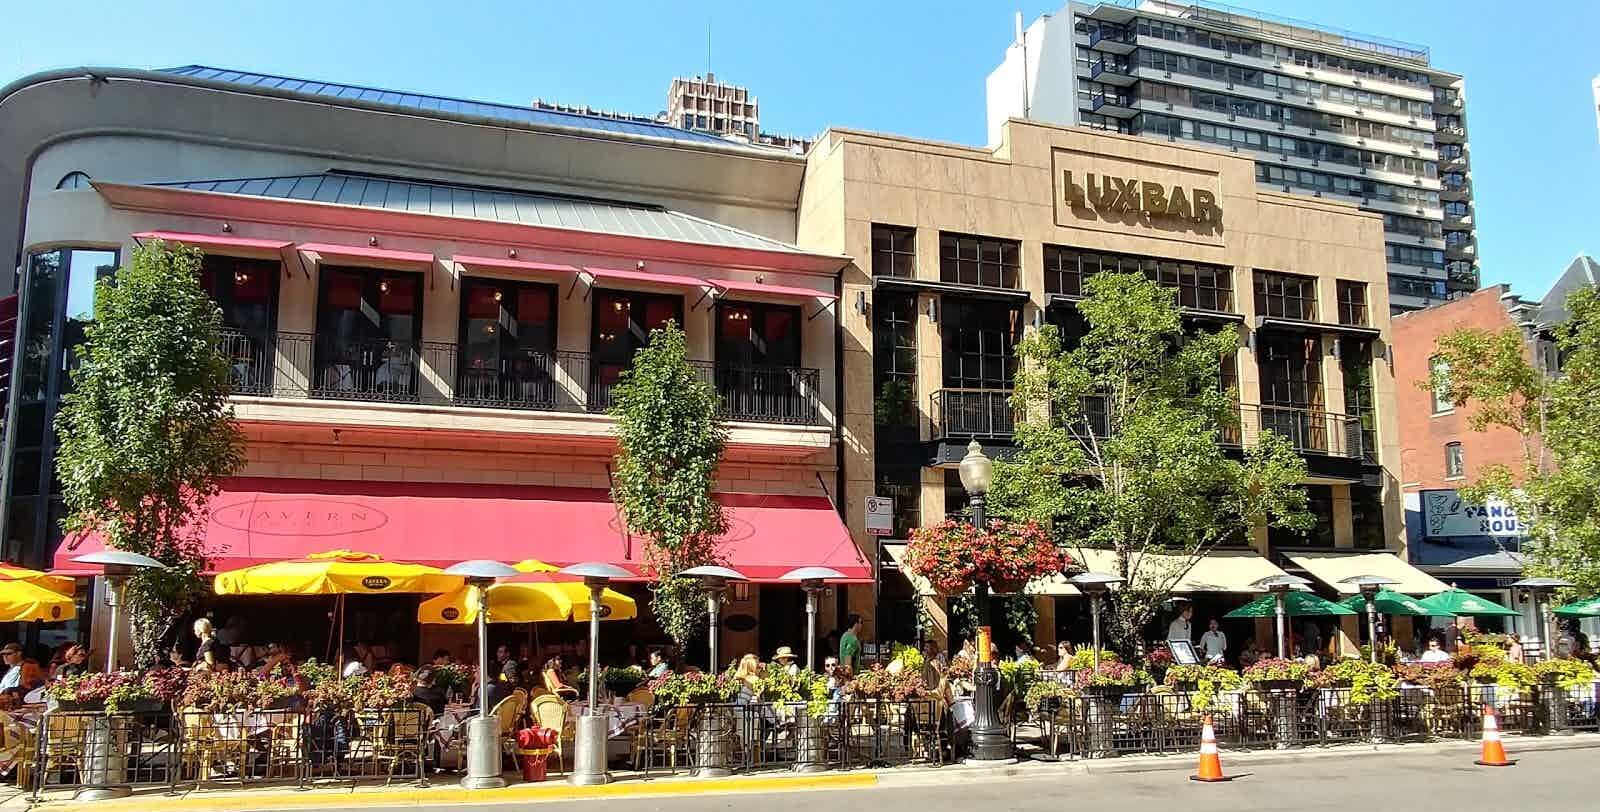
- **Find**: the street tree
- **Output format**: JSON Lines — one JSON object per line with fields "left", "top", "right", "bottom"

{"left": 54, "top": 240, "right": 245, "bottom": 664}
{"left": 989, "top": 272, "right": 1311, "bottom": 653}
{"left": 1426, "top": 286, "right": 1600, "bottom": 596}
{"left": 609, "top": 321, "right": 730, "bottom": 646}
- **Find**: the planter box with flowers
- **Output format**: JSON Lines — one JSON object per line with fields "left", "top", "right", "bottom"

{"left": 46, "top": 671, "right": 167, "bottom": 714}
{"left": 1074, "top": 661, "right": 1151, "bottom": 698}
{"left": 1311, "top": 658, "right": 1399, "bottom": 705}
{"left": 1242, "top": 658, "right": 1311, "bottom": 690}
{"left": 902, "top": 518, "right": 1071, "bottom": 596}
{"left": 180, "top": 669, "right": 296, "bottom": 712}
{"left": 1163, "top": 664, "right": 1242, "bottom": 712}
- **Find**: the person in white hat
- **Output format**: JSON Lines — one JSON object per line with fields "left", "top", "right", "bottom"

{"left": 772, "top": 646, "right": 800, "bottom": 676}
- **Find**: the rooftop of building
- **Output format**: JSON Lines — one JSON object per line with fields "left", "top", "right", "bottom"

{"left": 1534, "top": 253, "right": 1600, "bottom": 328}
{"left": 1084, "top": 0, "right": 1434, "bottom": 66}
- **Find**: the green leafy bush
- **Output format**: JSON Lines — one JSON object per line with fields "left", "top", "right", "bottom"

{"left": 1242, "top": 657, "right": 1311, "bottom": 685}
{"left": 1315, "top": 658, "right": 1399, "bottom": 705}
{"left": 1532, "top": 658, "right": 1599, "bottom": 692}
{"left": 1164, "top": 664, "right": 1242, "bottom": 711}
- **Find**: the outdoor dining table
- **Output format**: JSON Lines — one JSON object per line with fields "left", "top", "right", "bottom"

{"left": 570, "top": 701, "right": 649, "bottom": 739}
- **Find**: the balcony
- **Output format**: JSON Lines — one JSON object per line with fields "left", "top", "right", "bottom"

{"left": 1087, "top": 25, "right": 1137, "bottom": 54}
{"left": 1435, "top": 125, "right": 1466, "bottom": 143}
{"left": 1442, "top": 211, "right": 1473, "bottom": 229}
{"left": 930, "top": 388, "right": 1014, "bottom": 440}
{"left": 1445, "top": 241, "right": 1476, "bottom": 260}
{"left": 1089, "top": 58, "right": 1138, "bottom": 87}
{"left": 1237, "top": 403, "right": 1372, "bottom": 462}
{"left": 1091, "top": 91, "right": 1138, "bottom": 117}
{"left": 228, "top": 330, "right": 822, "bottom": 426}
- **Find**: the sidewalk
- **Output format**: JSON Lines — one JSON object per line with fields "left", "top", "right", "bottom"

{"left": 17, "top": 733, "right": 1599, "bottom": 810}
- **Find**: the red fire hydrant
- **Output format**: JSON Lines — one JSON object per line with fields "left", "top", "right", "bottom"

{"left": 515, "top": 725, "right": 559, "bottom": 782}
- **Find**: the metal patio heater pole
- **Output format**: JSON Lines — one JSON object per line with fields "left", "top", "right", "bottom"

{"left": 1252, "top": 575, "right": 1311, "bottom": 660}
{"left": 447, "top": 560, "right": 519, "bottom": 790}
{"left": 560, "top": 563, "right": 633, "bottom": 786}
{"left": 780, "top": 567, "right": 847, "bottom": 671}
{"left": 1339, "top": 575, "right": 1399, "bottom": 663}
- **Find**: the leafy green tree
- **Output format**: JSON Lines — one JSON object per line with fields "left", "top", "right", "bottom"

{"left": 54, "top": 240, "right": 245, "bottom": 665}
{"left": 609, "top": 322, "right": 730, "bottom": 646}
{"left": 1426, "top": 287, "right": 1600, "bottom": 595}
{"left": 989, "top": 272, "right": 1311, "bottom": 653}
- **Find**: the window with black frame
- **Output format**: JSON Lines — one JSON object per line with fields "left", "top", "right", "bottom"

{"left": 1257, "top": 332, "right": 1326, "bottom": 453}
{"left": 1044, "top": 245, "right": 1234, "bottom": 312}
{"left": 1351, "top": 485, "right": 1387, "bottom": 549}
{"left": 871, "top": 225, "right": 916, "bottom": 279}
{"left": 1254, "top": 270, "right": 1319, "bottom": 321}
{"left": 714, "top": 300, "right": 806, "bottom": 423}
{"left": 456, "top": 278, "right": 558, "bottom": 409}
{"left": 590, "top": 289, "right": 683, "bottom": 411}
{"left": 873, "top": 292, "right": 918, "bottom": 431}
{"left": 1335, "top": 280, "right": 1368, "bottom": 327}
{"left": 1340, "top": 339, "right": 1377, "bottom": 462}
{"left": 201, "top": 256, "right": 280, "bottom": 395}
{"left": 313, "top": 267, "right": 423, "bottom": 401}
{"left": 940, "top": 299, "right": 1021, "bottom": 437}
{"left": 940, "top": 233, "right": 1018, "bottom": 289}
{"left": 1270, "top": 484, "right": 1336, "bottom": 548}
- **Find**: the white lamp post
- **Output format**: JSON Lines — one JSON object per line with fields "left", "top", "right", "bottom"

{"left": 444, "top": 560, "right": 519, "bottom": 790}
{"left": 681, "top": 565, "right": 748, "bottom": 673}
{"left": 1338, "top": 575, "right": 1399, "bottom": 663}
{"left": 1068, "top": 572, "right": 1125, "bottom": 671}
{"left": 779, "top": 566, "right": 847, "bottom": 672}
{"left": 72, "top": 551, "right": 165, "bottom": 674}
{"left": 559, "top": 562, "right": 634, "bottom": 786}
{"left": 1511, "top": 577, "right": 1573, "bottom": 661}
{"left": 1252, "top": 574, "right": 1311, "bottom": 659}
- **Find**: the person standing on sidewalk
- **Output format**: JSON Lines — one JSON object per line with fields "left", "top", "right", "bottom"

{"left": 839, "top": 614, "right": 864, "bottom": 672}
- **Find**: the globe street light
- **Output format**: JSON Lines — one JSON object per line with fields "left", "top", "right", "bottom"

{"left": 1338, "top": 575, "right": 1399, "bottom": 663}
{"left": 681, "top": 565, "right": 748, "bottom": 673}
{"left": 71, "top": 550, "right": 165, "bottom": 674}
{"left": 1068, "top": 572, "right": 1125, "bottom": 670}
{"left": 779, "top": 566, "right": 847, "bottom": 672}
{"left": 444, "top": 560, "right": 520, "bottom": 790}
{"left": 1252, "top": 574, "right": 1312, "bottom": 659}
{"left": 559, "top": 562, "right": 635, "bottom": 787}
{"left": 957, "top": 440, "right": 1010, "bottom": 763}
{"left": 1511, "top": 577, "right": 1573, "bottom": 661}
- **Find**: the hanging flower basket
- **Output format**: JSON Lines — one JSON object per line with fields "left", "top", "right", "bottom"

{"left": 902, "top": 519, "right": 1072, "bottom": 596}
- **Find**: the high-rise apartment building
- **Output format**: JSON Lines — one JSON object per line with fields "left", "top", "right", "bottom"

{"left": 668, "top": 72, "right": 761, "bottom": 141}
{"left": 987, "top": 1, "right": 1477, "bottom": 314}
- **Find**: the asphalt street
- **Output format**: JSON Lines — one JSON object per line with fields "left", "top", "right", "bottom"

{"left": 353, "top": 745, "right": 1591, "bottom": 812}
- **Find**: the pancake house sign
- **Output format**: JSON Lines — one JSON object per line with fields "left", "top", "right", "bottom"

{"left": 1059, "top": 169, "right": 1221, "bottom": 226}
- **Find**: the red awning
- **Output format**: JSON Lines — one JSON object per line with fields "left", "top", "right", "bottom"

{"left": 707, "top": 277, "right": 838, "bottom": 301}
{"left": 134, "top": 231, "right": 294, "bottom": 254}
{"left": 55, "top": 478, "right": 870, "bottom": 583}
{"left": 581, "top": 265, "right": 707, "bottom": 291}
{"left": 451, "top": 254, "right": 581, "bottom": 276}
{"left": 298, "top": 243, "right": 435, "bottom": 268}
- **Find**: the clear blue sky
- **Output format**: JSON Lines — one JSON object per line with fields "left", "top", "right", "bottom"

{"left": 9, "top": 0, "right": 1597, "bottom": 297}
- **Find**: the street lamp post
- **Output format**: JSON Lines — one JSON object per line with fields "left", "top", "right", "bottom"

{"left": 1068, "top": 573, "right": 1125, "bottom": 670}
{"left": 69, "top": 550, "right": 165, "bottom": 803}
{"left": 958, "top": 440, "right": 1010, "bottom": 764}
{"left": 1251, "top": 575, "right": 1311, "bottom": 659}
{"left": 559, "top": 562, "right": 635, "bottom": 786}
{"left": 779, "top": 567, "right": 847, "bottom": 671}
{"left": 681, "top": 565, "right": 749, "bottom": 673}
{"left": 72, "top": 551, "right": 165, "bottom": 675}
{"left": 444, "top": 560, "right": 520, "bottom": 791}
{"left": 1511, "top": 577, "right": 1573, "bottom": 661}
{"left": 1339, "top": 575, "right": 1399, "bottom": 663}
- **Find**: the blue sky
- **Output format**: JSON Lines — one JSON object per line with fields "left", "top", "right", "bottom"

{"left": 9, "top": 0, "right": 1597, "bottom": 297}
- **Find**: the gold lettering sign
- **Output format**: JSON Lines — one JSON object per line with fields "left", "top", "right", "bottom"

{"left": 1062, "top": 171, "right": 1220, "bottom": 225}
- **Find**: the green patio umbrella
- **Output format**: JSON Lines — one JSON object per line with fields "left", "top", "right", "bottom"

{"left": 1337, "top": 589, "right": 1447, "bottom": 617}
{"left": 1553, "top": 597, "right": 1600, "bottom": 617}
{"left": 1415, "top": 588, "right": 1520, "bottom": 617}
{"left": 1226, "top": 591, "right": 1358, "bottom": 618}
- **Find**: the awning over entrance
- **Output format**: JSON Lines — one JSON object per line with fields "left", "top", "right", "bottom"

{"left": 55, "top": 478, "right": 870, "bottom": 583}
{"left": 1284, "top": 551, "right": 1450, "bottom": 596}
{"left": 883, "top": 545, "right": 1288, "bottom": 597}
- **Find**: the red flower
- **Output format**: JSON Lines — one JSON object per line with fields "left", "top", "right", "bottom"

{"left": 902, "top": 519, "right": 1073, "bottom": 595}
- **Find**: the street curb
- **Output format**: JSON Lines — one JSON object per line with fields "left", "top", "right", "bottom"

{"left": 27, "top": 772, "right": 880, "bottom": 811}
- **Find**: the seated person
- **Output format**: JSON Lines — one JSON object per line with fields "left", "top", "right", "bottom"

{"left": 53, "top": 645, "right": 89, "bottom": 679}
{"left": 471, "top": 660, "right": 519, "bottom": 713}
{"left": 541, "top": 656, "right": 578, "bottom": 700}
{"left": 411, "top": 666, "right": 448, "bottom": 714}
{"left": 431, "top": 649, "right": 454, "bottom": 667}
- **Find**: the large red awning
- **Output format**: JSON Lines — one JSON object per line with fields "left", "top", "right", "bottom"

{"left": 55, "top": 478, "right": 869, "bottom": 583}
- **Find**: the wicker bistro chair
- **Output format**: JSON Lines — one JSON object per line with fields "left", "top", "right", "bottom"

{"left": 529, "top": 694, "right": 569, "bottom": 775}
{"left": 633, "top": 705, "right": 693, "bottom": 775}
{"left": 370, "top": 704, "right": 432, "bottom": 785}
{"left": 180, "top": 710, "right": 249, "bottom": 785}
{"left": 33, "top": 711, "right": 91, "bottom": 794}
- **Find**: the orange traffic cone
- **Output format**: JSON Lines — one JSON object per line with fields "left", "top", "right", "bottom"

{"left": 1190, "top": 714, "right": 1231, "bottom": 782}
{"left": 1474, "top": 704, "right": 1516, "bottom": 767}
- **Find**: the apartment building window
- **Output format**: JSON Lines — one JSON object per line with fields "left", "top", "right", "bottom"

{"left": 1258, "top": 333, "right": 1323, "bottom": 410}
{"left": 875, "top": 464, "right": 922, "bottom": 538}
{"left": 1351, "top": 485, "right": 1386, "bottom": 550}
{"left": 1335, "top": 281, "right": 1368, "bottom": 327}
{"left": 1044, "top": 246, "right": 1233, "bottom": 311}
{"left": 1444, "top": 201, "right": 1471, "bottom": 218}
{"left": 941, "top": 299, "right": 1021, "bottom": 390}
{"left": 1341, "top": 339, "right": 1377, "bottom": 461}
{"left": 1254, "top": 270, "right": 1318, "bottom": 321}
{"left": 873, "top": 292, "right": 918, "bottom": 429}
{"left": 1271, "top": 484, "right": 1335, "bottom": 548}
{"left": 1430, "top": 356, "right": 1453, "bottom": 414}
{"left": 939, "top": 233, "right": 1018, "bottom": 289}
{"left": 871, "top": 225, "right": 916, "bottom": 278}
{"left": 1445, "top": 442, "right": 1465, "bottom": 479}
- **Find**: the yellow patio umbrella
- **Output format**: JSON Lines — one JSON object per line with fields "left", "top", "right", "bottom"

{"left": 213, "top": 550, "right": 464, "bottom": 664}
{"left": 417, "top": 559, "right": 637, "bottom": 624}
{"left": 0, "top": 579, "right": 77, "bottom": 623}
{"left": 0, "top": 562, "right": 76, "bottom": 596}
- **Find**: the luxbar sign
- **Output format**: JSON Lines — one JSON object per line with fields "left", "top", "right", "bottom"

{"left": 1062, "top": 171, "right": 1221, "bottom": 225}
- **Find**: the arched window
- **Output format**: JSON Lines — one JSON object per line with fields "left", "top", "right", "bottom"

{"left": 55, "top": 171, "right": 92, "bottom": 190}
